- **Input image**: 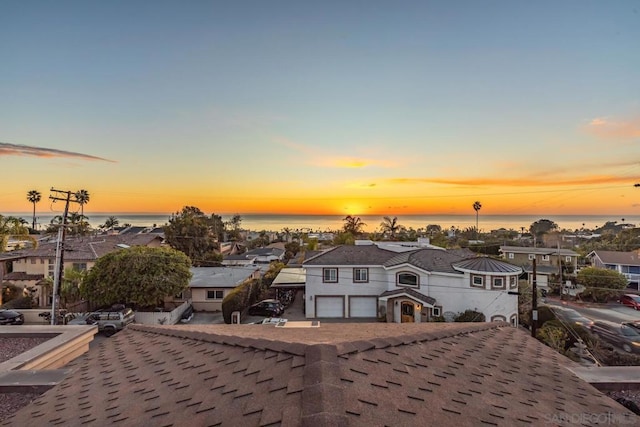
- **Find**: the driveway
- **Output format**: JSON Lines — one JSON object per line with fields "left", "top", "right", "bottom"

{"left": 190, "top": 311, "right": 225, "bottom": 324}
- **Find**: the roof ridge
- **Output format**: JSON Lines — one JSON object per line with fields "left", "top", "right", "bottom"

{"left": 129, "top": 324, "right": 309, "bottom": 355}
{"left": 301, "top": 344, "right": 348, "bottom": 426}
{"left": 334, "top": 322, "right": 505, "bottom": 355}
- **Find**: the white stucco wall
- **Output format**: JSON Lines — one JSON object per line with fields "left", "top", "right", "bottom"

{"left": 305, "top": 264, "right": 518, "bottom": 323}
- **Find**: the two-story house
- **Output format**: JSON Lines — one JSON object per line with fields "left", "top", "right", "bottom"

{"left": 0, "top": 234, "right": 164, "bottom": 306}
{"left": 499, "top": 245, "right": 578, "bottom": 289}
{"left": 586, "top": 250, "right": 640, "bottom": 290}
{"left": 303, "top": 241, "right": 522, "bottom": 324}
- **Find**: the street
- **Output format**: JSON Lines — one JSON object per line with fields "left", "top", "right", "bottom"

{"left": 544, "top": 298, "right": 640, "bottom": 324}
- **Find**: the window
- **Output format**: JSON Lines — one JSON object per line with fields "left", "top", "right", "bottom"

{"left": 432, "top": 306, "right": 441, "bottom": 317}
{"left": 48, "top": 264, "right": 55, "bottom": 277}
{"left": 40, "top": 259, "right": 45, "bottom": 264}
{"left": 509, "top": 276, "right": 517, "bottom": 289}
{"left": 175, "top": 291, "right": 184, "bottom": 300}
{"left": 323, "top": 268, "right": 338, "bottom": 283}
{"left": 353, "top": 268, "right": 368, "bottom": 283}
{"left": 491, "top": 315, "right": 507, "bottom": 322}
{"left": 565, "top": 256, "right": 572, "bottom": 262}
{"left": 206, "top": 290, "right": 224, "bottom": 300}
{"left": 542, "top": 255, "right": 549, "bottom": 261}
{"left": 31, "top": 259, "right": 36, "bottom": 264}
{"left": 508, "top": 253, "right": 514, "bottom": 259}
{"left": 397, "top": 272, "right": 419, "bottom": 288}
{"left": 72, "top": 263, "right": 87, "bottom": 271}
{"left": 471, "top": 275, "right": 484, "bottom": 288}
{"left": 492, "top": 277, "right": 505, "bottom": 289}
{"left": 510, "top": 314, "right": 517, "bottom": 326}
{"left": 528, "top": 254, "right": 535, "bottom": 260}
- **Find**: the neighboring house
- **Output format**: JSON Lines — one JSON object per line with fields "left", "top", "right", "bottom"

{"left": 170, "top": 266, "right": 261, "bottom": 311}
{"left": 303, "top": 242, "right": 522, "bottom": 324}
{"left": 499, "top": 245, "right": 579, "bottom": 289}
{"left": 5, "top": 322, "right": 635, "bottom": 426}
{"left": 0, "top": 234, "right": 164, "bottom": 307}
{"left": 222, "top": 247, "right": 285, "bottom": 266}
{"left": 587, "top": 250, "right": 640, "bottom": 290}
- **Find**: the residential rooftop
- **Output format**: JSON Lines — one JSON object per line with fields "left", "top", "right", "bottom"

{"left": 2, "top": 322, "right": 635, "bottom": 426}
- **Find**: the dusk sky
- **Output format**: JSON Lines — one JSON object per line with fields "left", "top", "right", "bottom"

{"left": 2, "top": 1, "right": 639, "bottom": 217}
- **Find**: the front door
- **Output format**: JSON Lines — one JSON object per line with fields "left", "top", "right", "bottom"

{"left": 401, "top": 302, "right": 414, "bottom": 323}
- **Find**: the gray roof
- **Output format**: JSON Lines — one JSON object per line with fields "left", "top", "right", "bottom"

{"left": 589, "top": 250, "right": 640, "bottom": 266}
{"left": 453, "top": 257, "right": 523, "bottom": 274}
{"left": 0, "top": 234, "right": 163, "bottom": 262}
{"left": 303, "top": 245, "right": 397, "bottom": 266}
{"left": 189, "top": 266, "right": 258, "bottom": 288}
{"left": 3, "top": 322, "right": 634, "bottom": 426}
{"left": 245, "top": 247, "right": 284, "bottom": 257}
{"left": 305, "top": 246, "right": 523, "bottom": 276}
{"left": 384, "top": 249, "right": 466, "bottom": 274}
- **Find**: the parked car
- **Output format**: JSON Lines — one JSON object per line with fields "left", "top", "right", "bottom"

{"left": 69, "top": 306, "right": 135, "bottom": 336}
{"left": 552, "top": 307, "right": 593, "bottom": 328}
{"left": 0, "top": 309, "right": 24, "bottom": 325}
{"left": 590, "top": 320, "right": 640, "bottom": 354}
{"left": 247, "top": 299, "right": 285, "bottom": 317}
{"left": 619, "top": 294, "right": 640, "bottom": 310}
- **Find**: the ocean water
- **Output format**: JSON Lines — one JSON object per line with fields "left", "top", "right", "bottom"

{"left": 8, "top": 212, "right": 640, "bottom": 233}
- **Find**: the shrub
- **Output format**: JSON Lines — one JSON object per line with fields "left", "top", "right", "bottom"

{"left": 221, "top": 278, "right": 262, "bottom": 324}
{"left": 1, "top": 296, "right": 34, "bottom": 309}
{"left": 454, "top": 309, "right": 485, "bottom": 322}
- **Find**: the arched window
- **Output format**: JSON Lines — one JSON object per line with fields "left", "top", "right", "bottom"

{"left": 491, "top": 314, "right": 506, "bottom": 322}
{"left": 397, "top": 272, "right": 419, "bottom": 288}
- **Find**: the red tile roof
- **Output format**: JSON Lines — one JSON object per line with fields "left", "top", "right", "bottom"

{"left": 2, "top": 323, "right": 635, "bottom": 426}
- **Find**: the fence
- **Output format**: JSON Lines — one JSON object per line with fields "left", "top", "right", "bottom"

{"left": 133, "top": 301, "right": 191, "bottom": 325}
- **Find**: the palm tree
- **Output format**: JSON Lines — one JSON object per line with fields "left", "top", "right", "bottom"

{"left": 26, "top": 190, "right": 41, "bottom": 231}
{"left": 75, "top": 189, "right": 90, "bottom": 221}
{"left": 102, "top": 216, "right": 119, "bottom": 231}
{"left": 473, "top": 201, "right": 482, "bottom": 240}
{"left": 380, "top": 216, "right": 404, "bottom": 240}
{"left": 342, "top": 215, "right": 366, "bottom": 236}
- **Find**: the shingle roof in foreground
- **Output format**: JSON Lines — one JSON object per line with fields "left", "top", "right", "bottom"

{"left": 3, "top": 323, "right": 635, "bottom": 427}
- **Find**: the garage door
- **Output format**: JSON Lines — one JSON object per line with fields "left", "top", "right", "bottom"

{"left": 349, "top": 297, "right": 377, "bottom": 318}
{"left": 316, "top": 297, "right": 344, "bottom": 318}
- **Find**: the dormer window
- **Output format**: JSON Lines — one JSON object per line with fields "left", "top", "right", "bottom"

{"left": 397, "top": 272, "right": 419, "bottom": 288}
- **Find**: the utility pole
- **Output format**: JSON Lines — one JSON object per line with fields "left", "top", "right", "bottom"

{"left": 49, "top": 188, "right": 79, "bottom": 325}
{"left": 531, "top": 258, "right": 538, "bottom": 338}
{"left": 558, "top": 241, "right": 564, "bottom": 301}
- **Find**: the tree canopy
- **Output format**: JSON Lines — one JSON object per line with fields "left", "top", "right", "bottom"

{"left": 82, "top": 246, "right": 192, "bottom": 309}
{"left": 529, "top": 219, "right": 559, "bottom": 244}
{"left": 163, "top": 206, "right": 223, "bottom": 266}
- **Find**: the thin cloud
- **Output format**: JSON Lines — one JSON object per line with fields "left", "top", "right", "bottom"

{"left": 387, "top": 174, "right": 640, "bottom": 187}
{"left": 319, "top": 157, "right": 397, "bottom": 168}
{"left": 0, "top": 142, "right": 115, "bottom": 162}
{"left": 585, "top": 117, "right": 640, "bottom": 140}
